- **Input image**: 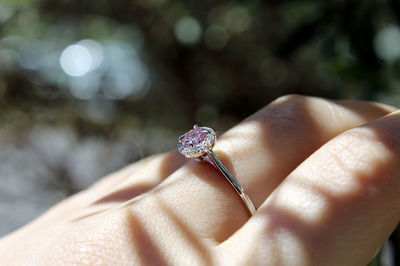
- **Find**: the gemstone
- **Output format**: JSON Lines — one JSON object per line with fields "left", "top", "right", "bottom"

{"left": 177, "top": 126, "right": 216, "bottom": 158}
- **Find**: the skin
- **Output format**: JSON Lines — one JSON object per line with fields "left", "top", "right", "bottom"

{"left": 0, "top": 95, "right": 399, "bottom": 266}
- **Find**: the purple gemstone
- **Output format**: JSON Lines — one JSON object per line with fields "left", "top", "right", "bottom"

{"left": 180, "top": 127, "right": 208, "bottom": 148}
{"left": 177, "top": 126, "right": 216, "bottom": 158}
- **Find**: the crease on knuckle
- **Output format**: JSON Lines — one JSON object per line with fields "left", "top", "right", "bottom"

{"left": 258, "top": 94, "right": 308, "bottom": 130}
{"left": 328, "top": 128, "right": 394, "bottom": 183}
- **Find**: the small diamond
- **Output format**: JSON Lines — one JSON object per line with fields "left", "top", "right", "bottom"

{"left": 177, "top": 126, "right": 216, "bottom": 158}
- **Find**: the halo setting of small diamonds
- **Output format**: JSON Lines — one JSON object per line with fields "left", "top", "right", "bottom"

{"left": 177, "top": 126, "right": 216, "bottom": 158}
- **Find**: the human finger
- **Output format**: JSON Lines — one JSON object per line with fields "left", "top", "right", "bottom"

{"left": 222, "top": 110, "right": 400, "bottom": 266}
{"left": 0, "top": 151, "right": 185, "bottom": 244}
{"left": 128, "top": 95, "right": 396, "bottom": 242}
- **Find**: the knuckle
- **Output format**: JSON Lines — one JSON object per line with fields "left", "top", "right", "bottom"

{"left": 260, "top": 94, "right": 307, "bottom": 124}
{"left": 332, "top": 127, "right": 395, "bottom": 172}
{"left": 256, "top": 94, "right": 322, "bottom": 132}
{"left": 332, "top": 130, "right": 374, "bottom": 165}
{"left": 343, "top": 121, "right": 400, "bottom": 156}
{"left": 319, "top": 125, "right": 400, "bottom": 193}
{"left": 270, "top": 94, "right": 306, "bottom": 107}
{"left": 258, "top": 95, "right": 350, "bottom": 132}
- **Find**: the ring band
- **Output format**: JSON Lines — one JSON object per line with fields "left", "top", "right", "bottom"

{"left": 177, "top": 125, "right": 256, "bottom": 215}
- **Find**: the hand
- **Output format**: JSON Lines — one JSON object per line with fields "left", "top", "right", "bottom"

{"left": 0, "top": 95, "right": 399, "bottom": 266}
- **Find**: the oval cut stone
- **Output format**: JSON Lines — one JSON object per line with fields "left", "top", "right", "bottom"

{"left": 177, "top": 126, "right": 216, "bottom": 158}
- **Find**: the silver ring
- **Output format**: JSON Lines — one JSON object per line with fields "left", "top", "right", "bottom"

{"left": 177, "top": 125, "right": 256, "bottom": 216}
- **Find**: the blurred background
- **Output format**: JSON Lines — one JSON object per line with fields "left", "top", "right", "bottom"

{"left": 0, "top": 0, "right": 399, "bottom": 264}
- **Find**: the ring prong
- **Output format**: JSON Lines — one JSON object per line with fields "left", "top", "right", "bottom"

{"left": 193, "top": 124, "right": 198, "bottom": 129}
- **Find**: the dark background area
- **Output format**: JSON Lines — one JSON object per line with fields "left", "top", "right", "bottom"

{"left": 0, "top": 0, "right": 399, "bottom": 264}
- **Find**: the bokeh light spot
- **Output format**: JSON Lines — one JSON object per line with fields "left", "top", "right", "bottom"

{"left": 78, "top": 39, "right": 104, "bottom": 71}
{"left": 374, "top": 25, "right": 400, "bottom": 62}
{"left": 204, "top": 24, "right": 229, "bottom": 50}
{"left": 223, "top": 7, "right": 250, "bottom": 34}
{"left": 174, "top": 16, "right": 202, "bottom": 45}
{"left": 60, "top": 44, "right": 93, "bottom": 77}
{"left": 101, "top": 40, "right": 150, "bottom": 100}
{"left": 0, "top": 3, "right": 15, "bottom": 23}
